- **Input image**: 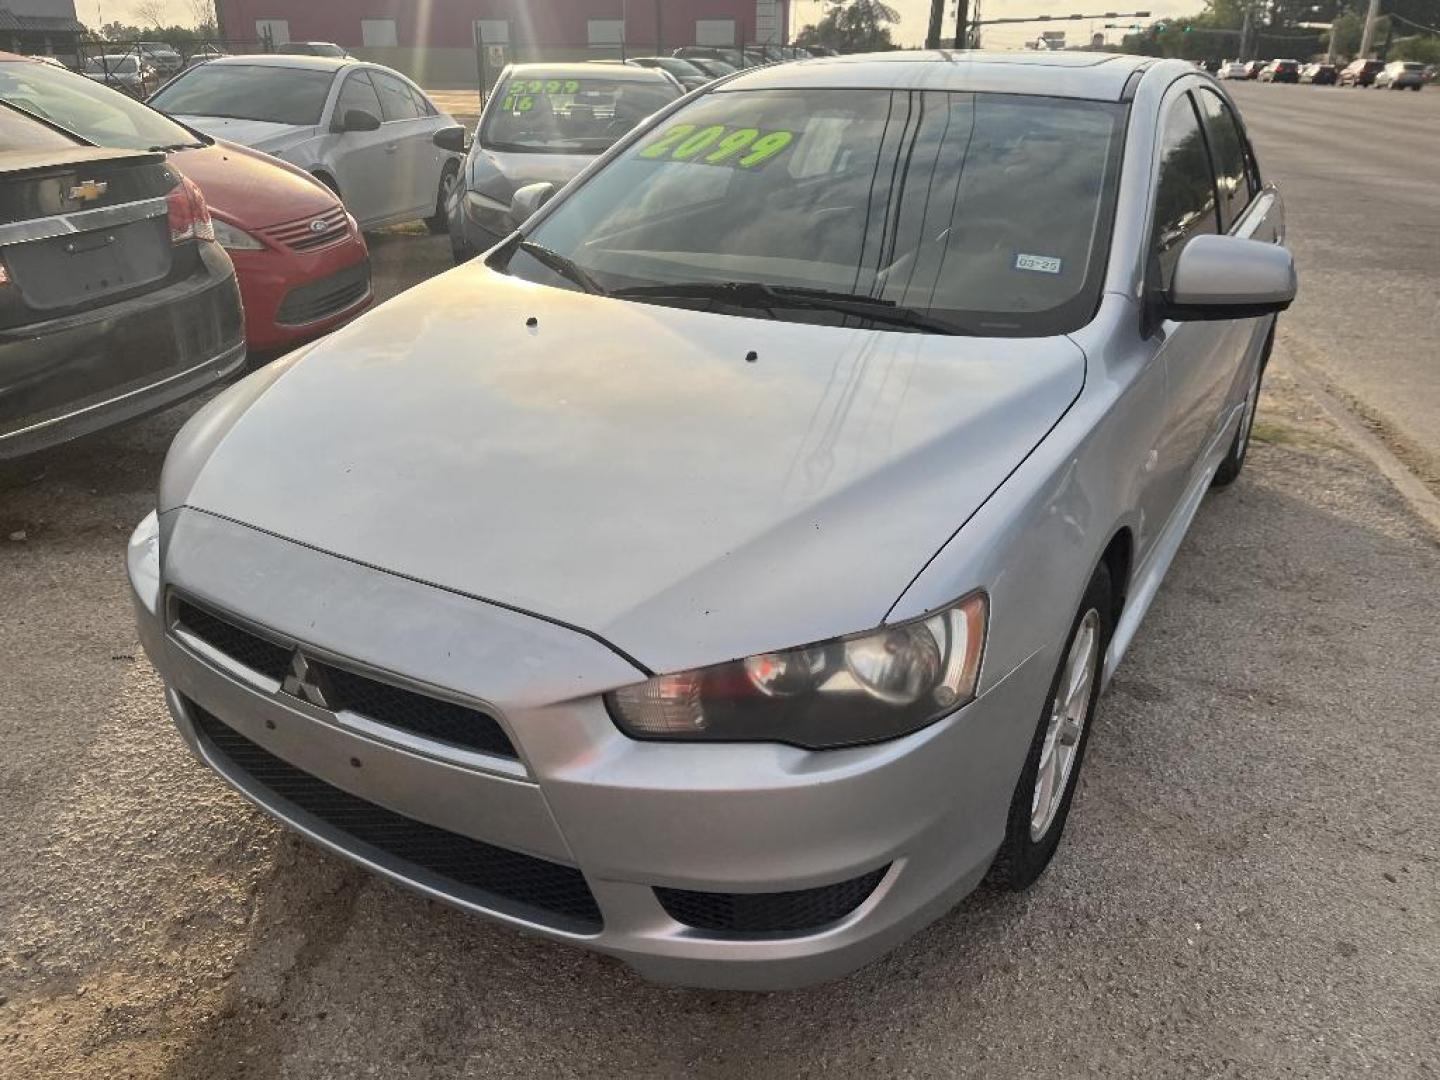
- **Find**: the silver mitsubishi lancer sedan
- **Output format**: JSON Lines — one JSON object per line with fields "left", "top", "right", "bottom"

{"left": 128, "top": 51, "right": 1295, "bottom": 990}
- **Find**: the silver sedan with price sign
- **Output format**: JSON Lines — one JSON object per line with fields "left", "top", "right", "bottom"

{"left": 131, "top": 51, "right": 1294, "bottom": 990}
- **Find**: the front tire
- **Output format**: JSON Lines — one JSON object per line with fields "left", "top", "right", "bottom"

{"left": 426, "top": 163, "right": 460, "bottom": 235}
{"left": 1212, "top": 323, "right": 1274, "bottom": 488}
{"left": 987, "top": 563, "right": 1113, "bottom": 891}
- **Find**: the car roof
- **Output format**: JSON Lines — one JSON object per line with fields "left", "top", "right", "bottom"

{"left": 195, "top": 54, "right": 351, "bottom": 72}
{"left": 720, "top": 50, "right": 1159, "bottom": 101}
{"left": 504, "top": 61, "right": 675, "bottom": 84}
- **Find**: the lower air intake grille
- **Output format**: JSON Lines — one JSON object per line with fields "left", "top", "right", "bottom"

{"left": 275, "top": 260, "right": 370, "bottom": 326}
{"left": 655, "top": 867, "right": 889, "bottom": 936}
{"left": 189, "top": 703, "right": 602, "bottom": 932}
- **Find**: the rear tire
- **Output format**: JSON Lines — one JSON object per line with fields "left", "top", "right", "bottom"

{"left": 987, "top": 563, "right": 1113, "bottom": 891}
{"left": 426, "top": 163, "right": 460, "bottom": 235}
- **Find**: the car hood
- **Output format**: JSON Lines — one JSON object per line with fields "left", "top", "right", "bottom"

{"left": 166, "top": 140, "right": 339, "bottom": 229}
{"left": 470, "top": 146, "right": 597, "bottom": 203}
{"left": 169, "top": 265, "right": 1085, "bottom": 673}
{"left": 172, "top": 115, "right": 312, "bottom": 153}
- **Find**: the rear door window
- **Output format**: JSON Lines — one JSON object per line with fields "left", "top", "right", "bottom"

{"left": 1149, "top": 94, "right": 1218, "bottom": 292}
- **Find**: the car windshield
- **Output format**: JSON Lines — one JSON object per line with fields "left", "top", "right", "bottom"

{"left": 86, "top": 57, "right": 136, "bottom": 74}
{"left": 481, "top": 74, "right": 680, "bottom": 154}
{"left": 149, "top": 64, "right": 334, "bottom": 125}
{"left": 507, "top": 89, "right": 1126, "bottom": 337}
{"left": 645, "top": 58, "right": 703, "bottom": 78}
{"left": 0, "top": 61, "right": 197, "bottom": 150}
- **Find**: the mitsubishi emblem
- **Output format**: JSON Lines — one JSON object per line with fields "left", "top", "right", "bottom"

{"left": 281, "top": 650, "right": 331, "bottom": 709}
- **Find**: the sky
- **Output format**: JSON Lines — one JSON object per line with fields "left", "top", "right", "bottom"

{"left": 105, "top": 0, "right": 1203, "bottom": 53}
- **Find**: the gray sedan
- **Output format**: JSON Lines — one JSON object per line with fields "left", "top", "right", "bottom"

{"left": 444, "top": 62, "right": 681, "bottom": 262}
{"left": 130, "top": 51, "right": 1294, "bottom": 990}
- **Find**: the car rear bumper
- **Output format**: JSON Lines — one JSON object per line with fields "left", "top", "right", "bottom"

{"left": 229, "top": 239, "right": 372, "bottom": 351}
{"left": 130, "top": 509, "right": 1050, "bottom": 990}
{"left": 0, "top": 255, "right": 245, "bottom": 460}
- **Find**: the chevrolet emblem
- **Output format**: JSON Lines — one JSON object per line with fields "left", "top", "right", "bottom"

{"left": 69, "top": 180, "right": 108, "bottom": 202}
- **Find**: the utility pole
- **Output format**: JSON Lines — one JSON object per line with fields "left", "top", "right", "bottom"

{"left": 926, "top": 0, "right": 946, "bottom": 48}
{"left": 1358, "top": 0, "right": 1382, "bottom": 58}
{"left": 1239, "top": 1, "right": 1253, "bottom": 61}
{"left": 954, "top": 0, "right": 971, "bottom": 48}
{"left": 1325, "top": 16, "right": 1338, "bottom": 64}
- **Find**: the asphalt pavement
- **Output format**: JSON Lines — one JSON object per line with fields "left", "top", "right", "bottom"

{"left": 2, "top": 90, "right": 1439, "bottom": 1080}
{"left": 1226, "top": 81, "right": 1440, "bottom": 481}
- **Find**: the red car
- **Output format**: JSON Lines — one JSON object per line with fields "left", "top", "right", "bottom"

{"left": 0, "top": 53, "right": 372, "bottom": 353}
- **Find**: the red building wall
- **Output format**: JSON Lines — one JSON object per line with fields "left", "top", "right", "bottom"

{"left": 219, "top": 0, "right": 789, "bottom": 52}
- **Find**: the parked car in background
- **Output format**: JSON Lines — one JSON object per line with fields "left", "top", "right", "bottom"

{"left": 0, "top": 101, "right": 244, "bottom": 459}
{"left": 147, "top": 55, "right": 464, "bottom": 232}
{"left": 1339, "top": 58, "right": 1385, "bottom": 86}
{"left": 137, "top": 41, "right": 183, "bottom": 75}
{"left": 82, "top": 54, "right": 157, "bottom": 98}
{"left": 130, "top": 52, "right": 1294, "bottom": 991}
{"left": 1375, "top": 61, "right": 1425, "bottom": 90}
{"left": 1258, "top": 59, "right": 1300, "bottom": 83}
{"left": 674, "top": 45, "right": 749, "bottom": 70}
{"left": 685, "top": 56, "right": 738, "bottom": 79}
{"left": 185, "top": 45, "right": 227, "bottom": 69}
{"left": 1299, "top": 62, "right": 1337, "bottom": 85}
{"left": 0, "top": 53, "right": 373, "bottom": 353}
{"left": 445, "top": 62, "right": 682, "bottom": 262}
{"left": 1423, "top": 64, "right": 1436, "bottom": 84}
{"left": 625, "top": 56, "right": 710, "bottom": 91}
{"left": 1244, "top": 60, "right": 1265, "bottom": 79}
{"left": 276, "top": 42, "right": 351, "bottom": 59}
{"left": 1218, "top": 61, "right": 1249, "bottom": 80}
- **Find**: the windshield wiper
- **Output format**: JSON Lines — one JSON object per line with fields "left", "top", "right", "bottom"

{"left": 513, "top": 239, "right": 606, "bottom": 295}
{"left": 147, "top": 141, "right": 206, "bottom": 152}
{"left": 609, "top": 281, "right": 962, "bottom": 335}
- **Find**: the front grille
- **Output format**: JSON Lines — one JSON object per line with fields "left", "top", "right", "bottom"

{"left": 174, "top": 598, "right": 291, "bottom": 682}
{"left": 262, "top": 205, "right": 350, "bottom": 252}
{"left": 655, "top": 867, "right": 889, "bottom": 936}
{"left": 188, "top": 703, "right": 602, "bottom": 932}
{"left": 274, "top": 260, "right": 371, "bottom": 326}
{"left": 171, "top": 595, "right": 518, "bottom": 759}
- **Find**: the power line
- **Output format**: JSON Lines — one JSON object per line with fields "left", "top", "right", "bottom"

{"left": 1389, "top": 12, "right": 1440, "bottom": 34}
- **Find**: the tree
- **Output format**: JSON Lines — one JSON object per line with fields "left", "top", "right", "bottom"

{"left": 794, "top": 0, "right": 901, "bottom": 53}
{"left": 130, "top": 0, "right": 169, "bottom": 28}
{"left": 184, "top": 0, "right": 218, "bottom": 35}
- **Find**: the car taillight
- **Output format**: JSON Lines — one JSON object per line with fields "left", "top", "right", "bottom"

{"left": 166, "top": 175, "right": 215, "bottom": 244}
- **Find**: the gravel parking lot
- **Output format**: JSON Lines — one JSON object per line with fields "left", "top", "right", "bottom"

{"left": 3, "top": 86, "right": 1439, "bottom": 1080}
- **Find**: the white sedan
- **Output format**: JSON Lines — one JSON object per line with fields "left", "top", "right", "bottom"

{"left": 148, "top": 55, "right": 465, "bottom": 231}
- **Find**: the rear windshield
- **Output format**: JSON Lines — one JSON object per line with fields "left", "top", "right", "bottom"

{"left": 482, "top": 74, "right": 681, "bottom": 154}
{"left": 0, "top": 102, "right": 77, "bottom": 150}
{"left": 512, "top": 88, "right": 1126, "bottom": 337}
{"left": 0, "top": 61, "right": 195, "bottom": 151}
{"left": 149, "top": 65, "right": 334, "bottom": 126}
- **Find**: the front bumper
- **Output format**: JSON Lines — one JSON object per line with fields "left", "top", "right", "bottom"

{"left": 229, "top": 238, "right": 372, "bottom": 352}
{"left": 129, "top": 509, "right": 1049, "bottom": 989}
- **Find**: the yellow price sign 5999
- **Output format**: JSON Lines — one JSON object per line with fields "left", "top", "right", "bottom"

{"left": 636, "top": 124, "right": 795, "bottom": 169}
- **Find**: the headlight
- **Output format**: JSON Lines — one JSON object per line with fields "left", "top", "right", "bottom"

{"left": 606, "top": 592, "right": 987, "bottom": 750}
{"left": 464, "top": 190, "right": 511, "bottom": 218}
{"left": 212, "top": 218, "right": 264, "bottom": 251}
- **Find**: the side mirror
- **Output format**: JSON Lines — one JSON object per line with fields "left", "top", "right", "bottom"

{"left": 1164, "top": 234, "right": 1296, "bottom": 322}
{"left": 510, "top": 181, "right": 556, "bottom": 225}
{"left": 337, "top": 108, "right": 382, "bottom": 133}
{"left": 432, "top": 125, "right": 468, "bottom": 154}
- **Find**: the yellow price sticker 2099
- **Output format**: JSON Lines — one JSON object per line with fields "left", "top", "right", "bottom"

{"left": 636, "top": 124, "right": 795, "bottom": 169}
